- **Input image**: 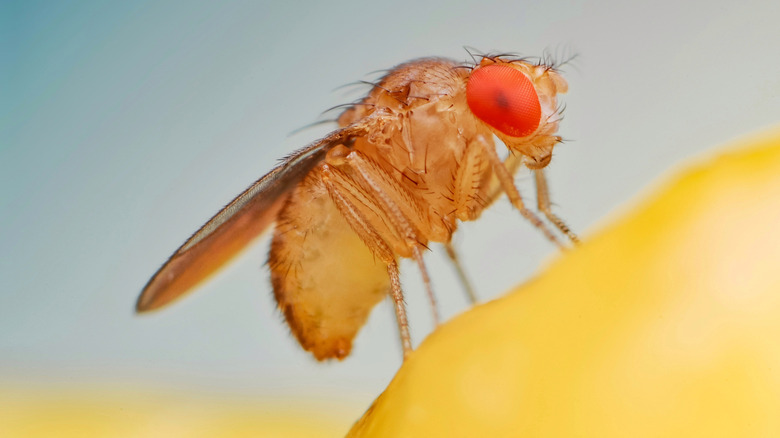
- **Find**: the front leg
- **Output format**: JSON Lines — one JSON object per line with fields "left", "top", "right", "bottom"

{"left": 534, "top": 169, "right": 580, "bottom": 244}
{"left": 473, "top": 135, "right": 565, "bottom": 248}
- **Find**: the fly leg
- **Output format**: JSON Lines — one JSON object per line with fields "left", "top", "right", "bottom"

{"left": 337, "top": 149, "right": 441, "bottom": 327}
{"left": 346, "top": 150, "right": 441, "bottom": 325}
{"left": 386, "top": 261, "right": 413, "bottom": 357}
{"left": 322, "top": 146, "right": 443, "bottom": 356}
{"left": 321, "top": 164, "right": 413, "bottom": 358}
{"left": 483, "top": 150, "right": 524, "bottom": 208}
{"left": 475, "top": 135, "right": 565, "bottom": 248}
{"left": 443, "top": 242, "right": 478, "bottom": 304}
{"left": 412, "top": 246, "right": 440, "bottom": 326}
{"left": 533, "top": 169, "right": 579, "bottom": 244}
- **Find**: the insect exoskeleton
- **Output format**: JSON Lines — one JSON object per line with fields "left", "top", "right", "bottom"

{"left": 137, "top": 53, "right": 576, "bottom": 362}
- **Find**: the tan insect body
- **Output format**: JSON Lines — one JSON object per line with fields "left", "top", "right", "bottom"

{"left": 137, "top": 55, "right": 575, "bottom": 361}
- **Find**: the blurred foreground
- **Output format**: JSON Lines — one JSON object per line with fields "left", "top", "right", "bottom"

{"left": 0, "top": 384, "right": 357, "bottom": 438}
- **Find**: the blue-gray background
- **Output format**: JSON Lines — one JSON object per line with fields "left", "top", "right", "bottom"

{"left": 3, "top": 0, "right": 779, "bottom": 412}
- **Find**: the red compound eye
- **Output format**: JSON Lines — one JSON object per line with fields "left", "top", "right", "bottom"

{"left": 466, "top": 65, "right": 541, "bottom": 137}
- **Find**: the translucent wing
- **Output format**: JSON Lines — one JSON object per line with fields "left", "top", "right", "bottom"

{"left": 136, "top": 115, "right": 387, "bottom": 312}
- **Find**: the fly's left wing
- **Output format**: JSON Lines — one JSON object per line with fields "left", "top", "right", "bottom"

{"left": 136, "top": 114, "right": 389, "bottom": 312}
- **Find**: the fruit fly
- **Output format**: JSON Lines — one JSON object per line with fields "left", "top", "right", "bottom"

{"left": 136, "top": 54, "right": 577, "bottom": 361}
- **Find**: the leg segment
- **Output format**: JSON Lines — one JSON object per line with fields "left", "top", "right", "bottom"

{"left": 387, "top": 261, "right": 413, "bottom": 358}
{"left": 412, "top": 245, "right": 440, "bottom": 326}
{"left": 443, "top": 242, "right": 478, "bottom": 304}
{"left": 322, "top": 147, "right": 446, "bottom": 358}
{"left": 533, "top": 169, "right": 580, "bottom": 244}
{"left": 340, "top": 151, "right": 443, "bottom": 327}
{"left": 483, "top": 150, "right": 524, "bottom": 208}
{"left": 322, "top": 164, "right": 414, "bottom": 358}
{"left": 475, "top": 135, "right": 565, "bottom": 248}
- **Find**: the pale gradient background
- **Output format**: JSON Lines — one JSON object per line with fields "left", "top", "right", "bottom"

{"left": 2, "top": 0, "right": 779, "bottom": 424}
